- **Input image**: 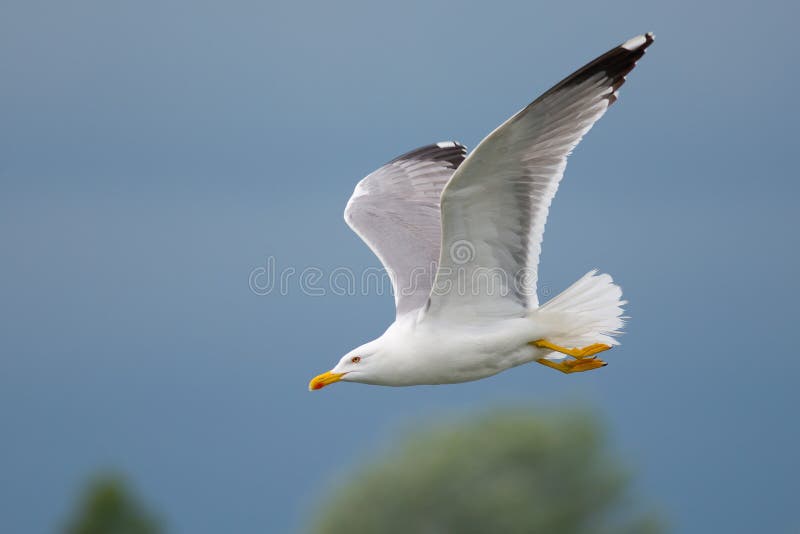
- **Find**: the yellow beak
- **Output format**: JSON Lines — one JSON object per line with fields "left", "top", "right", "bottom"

{"left": 308, "top": 371, "right": 345, "bottom": 391}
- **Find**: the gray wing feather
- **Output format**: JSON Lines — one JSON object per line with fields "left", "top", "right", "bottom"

{"left": 345, "top": 142, "right": 467, "bottom": 316}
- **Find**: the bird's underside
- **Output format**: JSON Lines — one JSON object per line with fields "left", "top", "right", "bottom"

{"left": 309, "top": 33, "right": 653, "bottom": 390}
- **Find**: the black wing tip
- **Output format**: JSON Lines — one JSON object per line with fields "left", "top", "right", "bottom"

{"left": 604, "top": 33, "right": 654, "bottom": 104}
{"left": 390, "top": 141, "right": 468, "bottom": 169}
{"left": 598, "top": 32, "right": 655, "bottom": 79}
{"left": 571, "top": 32, "right": 655, "bottom": 106}
{"left": 532, "top": 33, "right": 655, "bottom": 110}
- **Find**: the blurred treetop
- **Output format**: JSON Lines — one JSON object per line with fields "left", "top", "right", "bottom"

{"left": 311, "top": 409, "right": 663, "bottom": 534}
{"left": 63, "top": 474, "right": 162, "bottom": 534}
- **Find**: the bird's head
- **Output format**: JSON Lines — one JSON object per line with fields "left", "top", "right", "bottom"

{"left": 308, "top": 339, "right": 384, "bottom": 391}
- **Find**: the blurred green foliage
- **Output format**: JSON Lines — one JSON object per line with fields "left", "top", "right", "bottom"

{"left": 311, "top": 409, "right": 663, "bottom": 534}
{"left": 63, "top": 474, "right": 162, "bottom": 534}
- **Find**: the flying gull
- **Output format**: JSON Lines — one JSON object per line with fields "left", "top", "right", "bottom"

{"left": 310, "top": 33, "right": 654, "bottom": 390}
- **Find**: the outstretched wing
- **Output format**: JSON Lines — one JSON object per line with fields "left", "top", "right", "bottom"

{"left": 427, "top": 33, "right": 654, "bottom": 319}
{"left": 345, "top": 142, "right": 467, "bottom": 316}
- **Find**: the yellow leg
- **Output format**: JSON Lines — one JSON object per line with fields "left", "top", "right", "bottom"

{"left": 536, "top": 357, "right": 607, "bottom": 374}
{"left": 531, "top": 339, "right": 611, "bottom": 359}
{"left": 531, "top": 339, "right": 611, "bottom": 374}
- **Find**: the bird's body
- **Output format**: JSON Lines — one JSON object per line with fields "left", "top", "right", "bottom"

{"left": 353, "top": 315, "right": 535, "bottom": 386}
{"left": 309, "top": 34, "right": 654, "bottom": 390}
{"left": 324, "top": 270, "right": 623, "bottom": 387}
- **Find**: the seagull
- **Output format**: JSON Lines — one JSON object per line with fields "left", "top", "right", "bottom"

{"left": 310, "top": 33, "right": 653, "bottom": 390}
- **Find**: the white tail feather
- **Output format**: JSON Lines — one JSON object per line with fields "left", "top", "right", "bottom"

{"left": 534, "top": 270, "right": 627, "bottom": 347}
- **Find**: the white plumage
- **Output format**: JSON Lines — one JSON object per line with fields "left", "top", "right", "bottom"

{"left": 310, "top": 33, "right": 653, "bottom": 390}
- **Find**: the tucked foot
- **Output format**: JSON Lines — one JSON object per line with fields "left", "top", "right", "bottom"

{"left": 537, "top": 357, "right": 608, "bottom": 374}
{"left": 531, "top": 339, "right": 611, "bottom": 359}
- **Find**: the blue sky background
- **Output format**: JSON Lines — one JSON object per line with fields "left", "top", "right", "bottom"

{"left": 1, "top": 0, "right": 799, "bottom": 532}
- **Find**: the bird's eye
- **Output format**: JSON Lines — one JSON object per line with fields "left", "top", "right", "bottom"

{"left": 351, "top": 356, "right": 361, "bottom": 363}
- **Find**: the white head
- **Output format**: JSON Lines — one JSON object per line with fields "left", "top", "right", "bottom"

{"left": 308, "top": 338, "right": 387, "bottom": 390}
